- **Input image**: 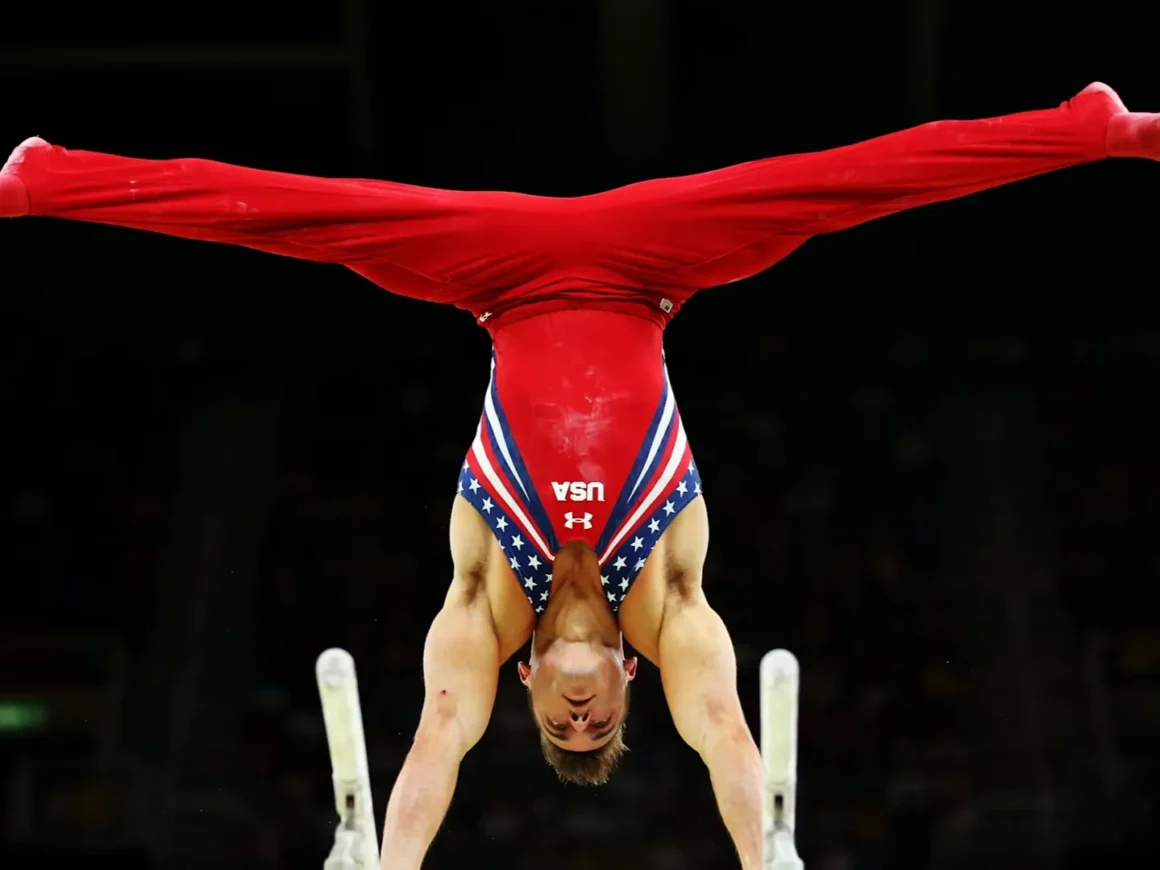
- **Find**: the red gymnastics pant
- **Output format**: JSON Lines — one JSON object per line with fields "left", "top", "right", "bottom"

{"left": 1, "top": 83, "right": 1154, "bottom": 333}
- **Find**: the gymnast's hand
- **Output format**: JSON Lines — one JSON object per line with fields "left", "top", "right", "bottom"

{"left": 0, "top": 137, "right": 46, "bottom": 218}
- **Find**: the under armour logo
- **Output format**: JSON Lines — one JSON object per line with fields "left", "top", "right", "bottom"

{"left": 563, "top": 512, "right": 593, "bottom": 530}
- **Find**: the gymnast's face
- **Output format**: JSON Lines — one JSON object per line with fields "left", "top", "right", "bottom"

{"left": 518, "top": 641, "right": 637, "bottom": 750}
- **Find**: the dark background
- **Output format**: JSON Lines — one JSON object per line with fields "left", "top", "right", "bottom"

{"left": 2, "top": 1, "right": 1159, "bottom": 868}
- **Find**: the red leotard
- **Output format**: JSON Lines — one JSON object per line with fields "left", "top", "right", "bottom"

{"left": 0, "top": 86, "right": 1126, "bottom": 613}
{"left": 457, "top": 310, "right": 698, "bottom": 613}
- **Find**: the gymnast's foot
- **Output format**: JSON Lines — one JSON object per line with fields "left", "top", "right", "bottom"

{"left": 0, "top": 137, "right": 48, "bottom": 217}
{"left": 1085, "top": 83, "right": 1160, "bottom": 160}
{"left": 0, "top": 171, "right": 28, "bottom": 218}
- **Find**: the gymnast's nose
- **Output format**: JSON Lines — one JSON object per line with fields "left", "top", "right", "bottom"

{"left": 569, "top": 709, "right": 591, "bottom": 732}
{"left": 558, "top": 665, "right": 598, "bottom": 699}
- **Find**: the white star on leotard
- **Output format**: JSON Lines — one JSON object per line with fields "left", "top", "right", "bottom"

{"left": 511, "top": 535, "right": 524, "bottom": 551}
{"left": 469, "top": 478, "right": 480, "bottom": 493}
{"left": 663, "top": 500, "right": 675, "bottom": 515}
{"left": 631, "top": 536, "right": 644, "bottom": 551}
{"left": 527, "top": 554, "right": 541, "bottom": 569}
{"left": 481, "top": 497, "right": 494, "bottom": 513}
{"left": 613, "top": 556, "right": 627, "bottom": 570}
{"left": 495, "top": 516, "right": 508, "bottom": 531}
{"left": 648, "top": 518, "right": 660, "bottom": 534}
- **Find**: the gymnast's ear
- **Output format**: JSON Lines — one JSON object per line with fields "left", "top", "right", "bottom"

{"left": 624, "top": 657, "right": 638, "bottom": 681}
{"left": 517, "top": 661, "right": 532, "bottom": 686}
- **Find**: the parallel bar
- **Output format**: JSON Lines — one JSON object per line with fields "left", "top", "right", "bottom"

{"left": 761, "top": 649, "right": 804, "bottom": 870}
{"left": 317, "top": 648, "right": 379, "bottom": 870}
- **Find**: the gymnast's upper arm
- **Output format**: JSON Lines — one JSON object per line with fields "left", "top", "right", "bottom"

{"left": 417, "top": 579, "right": 500, "bottom": 758}
{"left": 657, "top": 591, "right": 749, "bottom": 754}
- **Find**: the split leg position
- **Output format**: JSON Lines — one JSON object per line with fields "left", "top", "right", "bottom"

{"left": 4, "top": 84, "right": 1159, "bottom": 325}
{"left": 6, "top": 85, "right": 1160, "bottom": 869}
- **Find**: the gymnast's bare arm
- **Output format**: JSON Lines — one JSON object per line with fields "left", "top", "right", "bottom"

{"left": 659, "top": 590, "right": 763, "bottom": 870}
{"left": 378, "top": 574, "right": 500, "bottom": 870}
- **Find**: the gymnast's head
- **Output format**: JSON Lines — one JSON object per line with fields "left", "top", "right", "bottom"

{"left": 517, "top": 540, "right": 637, "bottom": 785}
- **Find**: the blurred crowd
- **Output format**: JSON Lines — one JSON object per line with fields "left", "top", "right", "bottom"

{"left": 2, "top": 321, "right": 1158, "bottom": 870}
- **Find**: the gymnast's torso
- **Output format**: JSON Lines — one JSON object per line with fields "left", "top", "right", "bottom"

{"left": 455, "top": 308, "right": 704, "bottom": 623}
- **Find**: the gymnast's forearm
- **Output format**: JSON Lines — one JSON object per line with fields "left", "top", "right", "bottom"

{"left": 701, "top": 726, "right": 764, "bottom": 870}
{"left": 379, "top": 727, "right": 463, "bottom": 870}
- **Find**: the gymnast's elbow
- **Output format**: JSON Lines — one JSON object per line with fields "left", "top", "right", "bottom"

{"left": 411, "top": 700, "right": 476, "bottom": 761}
{"left": 694, "top": 702, "right": 756, "bottom": 760}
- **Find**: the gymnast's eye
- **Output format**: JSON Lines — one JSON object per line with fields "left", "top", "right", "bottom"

{"left": 549, "top": 719, "right": 567, "bottom": 730}
{"left": 592, "top": 719, "right": 609, "bottom": 729}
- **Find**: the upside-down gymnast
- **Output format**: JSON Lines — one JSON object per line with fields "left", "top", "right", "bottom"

{"left": 4, "top": 82, "right": 1159, "bottom": 870}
